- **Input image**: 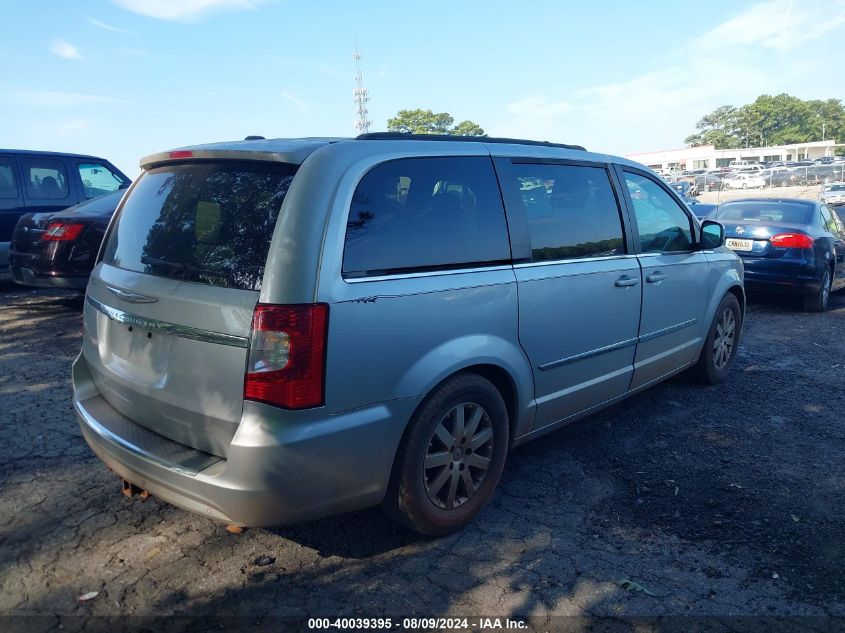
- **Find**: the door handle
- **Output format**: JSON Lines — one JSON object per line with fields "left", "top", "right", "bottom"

{"left": 646, "top": 271, "right": 667, "bottom": 284}
{"left": 614, "top": 275, "right": 640, "bottom": 288}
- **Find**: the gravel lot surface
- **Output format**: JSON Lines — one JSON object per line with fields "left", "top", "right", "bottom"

{"left": 1, "top": 280, "right": 843, "bottom": 628}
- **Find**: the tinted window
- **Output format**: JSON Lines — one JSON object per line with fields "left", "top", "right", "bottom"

{"left": 507, "top": 163, "right": 625, "bottom": 261}
{"left": 79, "top": 162, "right": 125, "bottom": 199}
{"left": 21, "top": 158, "right": 69, "bottom": 199}
{"left": 714, "top": 201, "right": 812, "bottom": 224}
{"left": 342, "top": 157, "right": 511, "bottom": 277}
{"left": 0, "top": 157, "right": 17, "bottom": 199}
{"left": 623, "top": 172, "right": 694, "bottom": 253}
{"left": 102, "top": 161, "right": 297, "bottom": 290}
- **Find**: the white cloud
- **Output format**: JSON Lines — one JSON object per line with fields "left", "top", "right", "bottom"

{"left": 84, "top": 16, "right": 138, "bottom": 37}
{"left": 58, "top": 120, "right": 92, "bottom": 136}
{"left": 1, "top": 89, "right": 125, "bottom": 107}
{"left": 49, "top": 39, "right": 82, "bottom": 61}
{"left": 694, "top": 0, "right": 845, "bottom": 53}
{"left": 280, "top": 90, "right": 310, "bottom": 113}
{"left": 491, "top": 0, "right": 845, "bottom": 154}
{"left": 112, "top": 0, "right": 259, "bottom": 21}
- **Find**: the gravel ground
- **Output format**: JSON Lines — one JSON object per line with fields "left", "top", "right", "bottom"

{"left": 0, "top": 280, "right": 843, "bottom": 629}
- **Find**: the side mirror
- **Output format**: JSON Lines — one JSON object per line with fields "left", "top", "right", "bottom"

{"left": 701, "top": 219, "right": 725, "bottom": 249}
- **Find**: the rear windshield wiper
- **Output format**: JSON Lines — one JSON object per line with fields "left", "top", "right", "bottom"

{"left": 140, "top": 255, "right": 229, "bottom": 281}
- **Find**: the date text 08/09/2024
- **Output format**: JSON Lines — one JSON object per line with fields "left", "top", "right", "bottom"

{"left": 307, "top": 617, "right": 529, "bottom": 630}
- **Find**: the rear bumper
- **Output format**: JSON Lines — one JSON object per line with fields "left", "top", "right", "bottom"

{"left": 10, "top": 259, "right": 88, "bottom": 289}
{"left": 72, "top": 352, "right": 420, "bottom": 527}
{"left": 741, "top": 257, "right": 824, "bottom": 295}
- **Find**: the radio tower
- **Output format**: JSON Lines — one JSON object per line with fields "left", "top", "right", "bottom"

{"left": 353, "top": 42, "right": 371, "bottom": 134}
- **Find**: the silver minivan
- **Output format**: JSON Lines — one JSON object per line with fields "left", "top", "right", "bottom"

{"left": 73, "top": 134, "right": 744, "bottom": 535}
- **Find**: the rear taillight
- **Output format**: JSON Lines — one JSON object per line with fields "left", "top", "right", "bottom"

{"left": 244, "top": 303, "right": 328, "bottom": 410}
{"left": 42, "top": 222, "right": 84, "bottom": 241}
{"left": 770, "top": 233, "right": 814, "bottom": 249}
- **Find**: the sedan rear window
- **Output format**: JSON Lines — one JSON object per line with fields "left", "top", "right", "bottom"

{"left": 714, "top": 201, "right": 812, "bottom": 224}
{"left": 102, "top": 161, "right": 297, "bottom": 290}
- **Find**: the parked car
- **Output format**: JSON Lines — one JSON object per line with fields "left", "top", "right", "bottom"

{"left": 765, "top": 168, "right": 805, "bottom": 188}
{"left": 670, "top": 180, "right": 696, "bottom": 197}
{"left": 9, "top": 190, "right": 123, "bottom": 289}
{"left": 683, "top": 197, "right": 717, "bottom": 219}
{"left": 805, "top": 164, "right": 845, "bottom": 185}
{"left": 711, "top": 198, "right": 845, "bottom": 311}
{"left": 72, "top": 133, "right": 744, "bottom": 535}
{"left": 724, "top": 173, "right": 767, "bottom": 189}
{"left": 0, "top": 150, "right": 130, "bottom": 276}
{"left": 728, "top": 160, "right": 758, "bottom": 170}
{"left": 696, "top": 173, "right": 724, "bottom": 192}
{"left": 821, "top": 183, "right": 845, "bottom": 207}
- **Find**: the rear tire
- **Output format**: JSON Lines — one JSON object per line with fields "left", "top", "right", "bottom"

{"left": 383, "top": 373, "right": 509, "bottom": 536}
{"left": 804, "top": 268, "right": 831, "bottom": 312}
{"left": 692, "top": 293, "right": 742, "bottom": 385}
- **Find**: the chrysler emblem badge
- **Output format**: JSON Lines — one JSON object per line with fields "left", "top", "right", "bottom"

{"left": 736, "top": 226, "right": 745, "bottom": 235}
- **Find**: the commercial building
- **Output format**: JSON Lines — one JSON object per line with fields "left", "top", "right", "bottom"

{"left": 626, "top": 140, "right": 841, "bottom": 172}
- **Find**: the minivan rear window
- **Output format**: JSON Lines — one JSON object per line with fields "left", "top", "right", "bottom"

{"left": 102, "top": 161, "right": 297, "bottom": 290}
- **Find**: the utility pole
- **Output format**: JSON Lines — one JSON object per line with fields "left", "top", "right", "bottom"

{"left": 353, "top": 42, "right": 371, "bottom": 135}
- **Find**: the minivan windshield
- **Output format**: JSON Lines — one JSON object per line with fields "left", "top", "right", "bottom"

{"left": 102, "top": 161, "right": 297, "bottom": 290}
{"left": 713, "top": 201, "right": 812, "bottom": 224}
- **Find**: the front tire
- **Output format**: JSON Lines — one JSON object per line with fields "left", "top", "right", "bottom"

{"left": 383, "top": 373, "right": 509, "bottom": 536}
{"left": 804, "top": 268, "right": 831, "bottom": 312}
{"left": 692, "top": 293, "right": 742, "bottom": 384}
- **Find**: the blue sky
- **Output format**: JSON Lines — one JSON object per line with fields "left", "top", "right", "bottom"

{"left": 2, "top": 0, "right": 843, "bottom": 178}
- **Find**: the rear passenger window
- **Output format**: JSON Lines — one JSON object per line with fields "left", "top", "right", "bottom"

{"left": 0, "top": 158, "right": 17, "bottom": 199}
{"left": 506, "top": 163, "right": 625, "bottom": 261}
{"left": 342, "top": 157, "right": 511, "bottom": 277}
{"left": 21, "top": 158, "right": 69, "bottom": 200}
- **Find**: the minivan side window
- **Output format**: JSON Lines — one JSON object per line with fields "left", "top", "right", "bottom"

{"left": 342, "top": 157, "right": 511, "bottom": 277}
{"left": 504, "top": 162, "right": 625, "bottom": 261}
{"left": 0, "top": 157, "right": 17, "bottom": 199}
{"left": 623, "top": 171, "right": 694, "bottom": 253}
{"left": 78, "top": 163, "right": 125, "bottom": 199}
{"left": 21, "top": 158, "right": 69, "bottom": 200}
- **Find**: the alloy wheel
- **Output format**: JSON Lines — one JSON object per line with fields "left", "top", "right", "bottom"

{"left": 822, "top": 270, "right": 831, "bottom": 309}
{"left": 713, "top": 308, "right": 736, "bottom": 370}
{"left": 423, "top": 402, "right": 494, "bottom": 510}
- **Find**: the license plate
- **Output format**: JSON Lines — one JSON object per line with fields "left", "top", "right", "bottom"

{"left": 726, "top": 238, "right": 753, "bottom": 251}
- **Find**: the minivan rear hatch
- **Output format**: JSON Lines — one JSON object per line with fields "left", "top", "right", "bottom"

{"left": 83, "top": 160, "right": 298, "bottom": 457}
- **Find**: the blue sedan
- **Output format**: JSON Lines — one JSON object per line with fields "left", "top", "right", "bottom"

{"left": 709, "top": 198, "right": 845, "bottom": 311}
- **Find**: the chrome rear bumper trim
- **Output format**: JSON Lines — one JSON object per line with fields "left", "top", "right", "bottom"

{"left": 87, "top": 295, "right": 248, "bottom": 348}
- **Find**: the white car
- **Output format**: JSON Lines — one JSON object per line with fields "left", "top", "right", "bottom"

{"left": 728, "top": 160, "right": 760, "bottom": 170}
{"left": 724, "top": 173, "right": 766, "bottom": 189}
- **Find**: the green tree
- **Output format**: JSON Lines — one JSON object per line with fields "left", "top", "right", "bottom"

{"left": 387, "top": 109, "right": 485, "bottom": 136}
{"left": 452, "top": 120, "right": 486, "bottom": 136}
{"left": 684, "top": 105, "right": 740, "bottom": 148}
{"left": 686, "top": 95, "right": 845, "bottom": 149}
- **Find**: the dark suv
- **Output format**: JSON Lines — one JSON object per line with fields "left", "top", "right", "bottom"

{"left": 0, "top": 150, "right": 130, "bottom": 276}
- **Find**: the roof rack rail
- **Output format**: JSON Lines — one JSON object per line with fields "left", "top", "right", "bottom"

{"left": 355, "top": 132, "right": 585, "bottom": 151}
